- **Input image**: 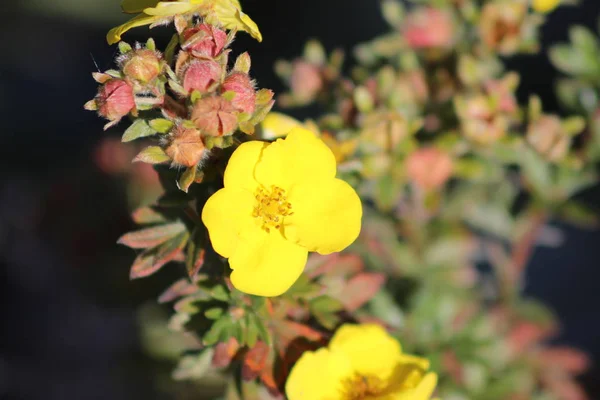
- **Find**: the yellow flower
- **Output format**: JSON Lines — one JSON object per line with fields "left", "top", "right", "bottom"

{"left": 201, "top": 127, "right": 362, "bottom": 297}
{"left": 286, "top": 324, "right": 438, "bottom": 400}
{"left": 261, "top": 112, "right": 303, "bottom": 140}
{"left": 107, "top": 0, "right": 262, "bottom": 45}
{"left": 532, "top": 0, "right": 561, "bottom": 13}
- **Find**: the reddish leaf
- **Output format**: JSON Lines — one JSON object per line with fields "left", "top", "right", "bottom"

{"left": 508, "top": 321, "right": 555, "bottom": 354}
{"left": 259, "top": 351, "right": 284, "bottom": 397}
{"left": 158, "top": 279, "right": 198, "bottom": 303}
{"left": 118, "top": 222, "right": 186, "bottom": 249}
{"left": 242, "top": 341, "right": 270, "bottom": 381}
{"left": 130, "top": 232, "right": 189, "bottom": 279}
{"left": 274, "top": 321, "right": 324, "bottom": 350}
{"left": 338, "top": 273, "right": 385, "bottom": 312}
{"left": 307, "top": 253, "right": 364, "bottom": 279}
{"left": 538, "top": 347, "right": 590, "bottom": 374}
{"left": 212, "top": 338, "right": 240, "bottom": 369}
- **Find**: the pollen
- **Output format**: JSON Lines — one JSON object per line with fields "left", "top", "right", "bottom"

{"left": 252, "top": 185, "right": 293, "bottom": 232}
{"left": 341, "top": 374, "right": 385, "bottom": 400}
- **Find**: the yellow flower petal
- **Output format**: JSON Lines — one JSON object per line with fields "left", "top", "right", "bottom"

{"left": 395, "top": 373, "right": 438, "bottom": 400}
{"left": 213, "top": 0, "right": 263, "bottom": 42}
{"left": 329, "top": 324, "right": 402, "bottom": 381}
{"left": 201, "top": 188, "right": 255, "bottom": 258}
{"left": 285, "top": 178, "right": 362, "bottom": 255}
{"left": 261, "top": 112, "right": 303, "bottom": 139}
{"left": 107, "top": 13, "right": 159, "bottom": 45}
{"left": 143, "top": 1, "right": 196, "bottom": 16}
{"left": 229, "top": 229, "right": 308, "bottom": 297}
{"left": 223, "top": 140, "right": 266, "bottom": 192}
{"left": 255, "top": 127, "right": 336, "bottom": 190}
{"left": 121, "top": 0, "right": 160, "bottom": 14}
{"left": 532, "top": 0, "right": 560, "bottom": 13}
{"left": 286, "top": 348, "right": 353, "bottom": 400}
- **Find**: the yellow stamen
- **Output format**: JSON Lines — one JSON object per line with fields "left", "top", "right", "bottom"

{"left": 252, "top": 185, "right": 293, "bottom": 232}
{"left": 341, "top": 374, "right": 385, "bottom": 400}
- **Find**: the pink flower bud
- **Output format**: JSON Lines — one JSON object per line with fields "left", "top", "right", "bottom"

{"left": 182, "top": 24, "right": 228, "bottom": 58}
{"left": 406, "top": 148, "right": 453, "bottom": 190}
{"left": 122, "top": 49, "right": 162, "bottom": 83}
{"left": 222, "top": 72, "right": 256, "bottom": 114}
{"left": 183, "top": 60, "right": 222, "bottom": 94}
{"left": 97, "top": 79, "right": 135, "bottom": 122}
{"left": 290, "top": 61, "right": 323, "bottom": 102}
{"left": 404, "top": 8, "right": 454, "bottom": 49}
{"left": 165, "top": 125, "right": 206, "bottom": 167}
{"left": 191, "top": 96, "right": 238, "bottom": 137}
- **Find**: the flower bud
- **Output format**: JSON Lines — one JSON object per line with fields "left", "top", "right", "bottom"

{"left": 526, "top": 115, "right": 570, "bottom": 162}
{"left": 290, "top": 61, "right": 323, "bottom": 102}
{"left": 182, "top": 24, "right": 228, "bottom": 58}
{"left": 165, "top": 125, "right": 207, "bottom": 167}
{"left": 404, "top": 8, "right": 455, "bottom": 49}
{"left": 480, "top": 3, "right": 526, "bottom": 56}
{"left": 96, "top": 79, "right": 135, "bottom": 122}
{"left": 406, "top": 148, "right": 453, "bottom": 190}
{"left": 122, "top": 49, "right": 162, "bottom": 83}
{"left": 183, "top": 60, "right": 222, "bottom": 94}
{"left": 191, "top": 96, "right": 238, "bottom": 137}
{"left": 222, "top": 72, "right": 256, "bottom": 114}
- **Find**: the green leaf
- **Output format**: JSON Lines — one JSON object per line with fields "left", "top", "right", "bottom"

{"left": 303, "top": 40, "right": 326, "bottom": 66}
{"left": 310, "top": 296, "right": 344, "bottom": 313}
{"left": 204, "top": 307, "right": 224, "bottom": 320}
{"left": 520, "top": 148, "right": 552, "bottom": 196}
{"left": 203, "top": 316, "right": 233, "bottom": 346}
{"left": 244, "top": 314, "right": 259, "bottom": 348}
{"left": 251, "top": 312, "right": 271, "bottom": 346}
{"left": 211, "top": 285, "right": 230, "bottom": 302}
{"left": 354, "top": 86, "right": 374, "bottom": 113}
{"left": 133, "top": 146, "right": 171, "bottom": 164}
{"left": 146, "top": 37, "right": 156, "bottom": 51}
{"left": 149, "top": 118, "right": 174, "bottom": 133}
{"left": 118, "top": 41, "right": 132, "bottom": 54}
{"left": 177, "top": 167, "right": 197, "bottom": 193}
{"left": 233, "top": 52, "right": 251, "bottom": 73}
{"left": 164, "top": 34, "right": 179, "bottom": 64}
{"left": 558, "top": 201, "right": 599, "bottom": 228}
{"left": 122, "top": 119, "right": 157, "bottom": 142}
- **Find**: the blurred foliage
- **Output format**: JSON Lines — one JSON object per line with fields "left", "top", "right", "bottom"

{"left": 86, "top": 0, "right": 600, "bottom": 399}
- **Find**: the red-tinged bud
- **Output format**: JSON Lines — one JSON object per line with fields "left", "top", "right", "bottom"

{"left": 191, "top": 96, "right": 238, "bottom": 137}
{"left": 406, "top": 147, "right": 453, "bottom": 191}
{"left": 404, "top": 8, "right": 455, "bottom": 49}
{"left": 182, "top": 60, "right": 222, "bottom": 94}
{"left": 165, "top": 125, "right": 206, "bottom": 167}
{"left": 290, "top": 61, "right": 323, "bottom": 102}
{"left": 97, "top": 79, "right": 135, "bottom": 122}
{"left": 182, "top": 24, "right": 228, "bottom": 58}
{"left": 222, "top": 72, "right": 256, "bottom": 114}
{"left": 122, "top": 49, "right": 162, "bottom": 83}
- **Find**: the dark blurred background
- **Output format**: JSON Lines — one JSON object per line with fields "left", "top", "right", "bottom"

{"left": 0, "top": 0, "right": 599, "bottom": 399}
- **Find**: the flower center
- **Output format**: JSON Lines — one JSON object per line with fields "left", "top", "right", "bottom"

{"left": 341, "top": 374, "right": 385, "bottom": 400}
{"left": 252, "top": 185, "right": 293, "bottom": 232}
